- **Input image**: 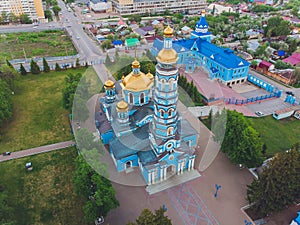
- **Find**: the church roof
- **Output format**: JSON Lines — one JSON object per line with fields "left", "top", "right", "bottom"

{"left": 121, "top": 60, "right": 153, "bottom": 92}
{"left": 110, "top": 125, "right": 151, "bottom": 159}
{"left": 153, "top": 38, "right": 249, "bottom": 69}
{"left": 195, "top": 14, "right": 209, "bottom": 30}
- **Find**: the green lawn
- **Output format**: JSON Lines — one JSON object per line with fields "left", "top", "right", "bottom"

{"left": 0, "top": 147, "right": 86, "bottom": 225}
{"left": 0, "top": 67, "right": 98, "bottom": 153}
{"left": 0, "top": 30, "right": 77, "bottom": 64}
{"left": 246, "top": 116, "right": 300, "bottom": 156}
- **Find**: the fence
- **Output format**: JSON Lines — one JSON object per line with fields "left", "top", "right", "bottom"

{"left": 224, "top": 92, "right": 280, "bottom": 105}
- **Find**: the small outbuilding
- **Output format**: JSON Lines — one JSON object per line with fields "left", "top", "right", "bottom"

{"left": 273, "top": 108, "right": 295, "bottom": 120}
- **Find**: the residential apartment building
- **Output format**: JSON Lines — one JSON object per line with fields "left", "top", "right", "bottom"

{"left": 111, "top": 0, "right": 206, "bottom": 15}
{"left": 0, "top": 0, "right": 45, "bottom": 22}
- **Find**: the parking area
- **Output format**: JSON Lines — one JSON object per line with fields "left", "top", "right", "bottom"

{"left": 246, "top": 98, "right": 291, "bottom": 116}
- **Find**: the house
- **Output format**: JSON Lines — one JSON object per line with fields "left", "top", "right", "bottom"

{"left": 140, "top": 26, "right": 155, "bottom": 36}
{"left": 113, "top": 40, "right": 123, "bottom": 48}
{"left": 273, "top": 108, "right": 295, "bottom": 120}
{"left": 125, "top": 38, "right": 140, "bottom": 48}
{"left": 207, "top": 3, "right": 233, "bottom": 15}
{"left": 181, "top": 26, "right": 193, "bottom": 35}
{"left": 258, "top": 60, "right": 274, "bottom": 71}
{"left": 283, "top": 53, "right": 300, "bottom": 66}
{"left": 89, "top": 0, "right": 112, "bottom": 13}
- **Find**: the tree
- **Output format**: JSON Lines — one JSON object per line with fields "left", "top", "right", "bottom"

{"left": 42, "top": 58, "right": 50, "bottom": 72}
{"left": 247, "top": 146, "right": 300, "bottom": 217}
{"left": 275, "top": 60, "right": 293, "bottom": 69}
{"left": 0, "top": 64, "right": 18, "bottom": 90}
{"left": 30, "top": 59, "right": 40, "bottom": 74}
{"left": 19, "top": 13, "right": 32, "bottom": 24}
{"left": 101, "top": 40, "right": 112, "bottom": 50}
{"left": 55, "top": 62, "right": 61, "bottom": 71}
{"left": 215, "top": 110, "right": 263, "bottom": 168}
{"left": 62, "top": 72, "right": 82, "bottom": 111}
{"left": 291, "top": 6, "right": 299, "bottom": 17}
{"left": 127, "top": 207, "right": 172, "bottom": 225}
{"left": 6, "top": 59, "right": 14, "bottom": 69}
{"left": 75, "top": 58, "right": 80, "bottom": 68}
{"left": 0, "top": 79, "right": 13, "bottom": 127}
{"left": 73, "top": 155, "right": 119, "bottom": 223}
{"left": 44, "top": 10, "right": 53, "bottom": 21}
{"left": 52, "top": 5, "right": 61, "bottom": 16}
{"left": 20, "top": 63, "right": 27, "bottom": 76}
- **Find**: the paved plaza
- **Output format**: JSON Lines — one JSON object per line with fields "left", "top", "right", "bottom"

{"left": 104, "top": 117, "right": 254, "bottom": 225}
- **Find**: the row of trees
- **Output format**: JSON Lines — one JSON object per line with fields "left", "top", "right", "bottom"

{"left": 247, "top": 143, "right": 300, "bottom": 217}
{"left": 0, "top": 62, "right": 17, "bottom": 129}
{"left": 178, "top": 75, "right": 203, "bottom": 106}
{"left": 20, "top": 58, "right": 83, "bottom": 76}
{"left": 0, "top": 11, "right": 32, "bottom": 25}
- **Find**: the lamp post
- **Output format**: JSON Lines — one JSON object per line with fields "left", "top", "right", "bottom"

{"left": 214, "top": 184, "right": 221, "bottom": 198}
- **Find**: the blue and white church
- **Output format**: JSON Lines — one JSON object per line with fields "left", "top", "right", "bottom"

{"left": 97, "top": 26, "right": 198, "bottom": 186}
{"left": 151, "top": 11, "right": 250, "bottom": 86}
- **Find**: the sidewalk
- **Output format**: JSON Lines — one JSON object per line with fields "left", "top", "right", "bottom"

{"left": 0, "top": 140, "right": 74, "bottom": 162}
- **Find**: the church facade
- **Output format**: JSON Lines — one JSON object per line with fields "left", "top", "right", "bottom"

{"left": 151, "top": 12, "right": 250, "bottom": 86}
{"left": 96, "top": 26, "right": 197, "bottom": 185}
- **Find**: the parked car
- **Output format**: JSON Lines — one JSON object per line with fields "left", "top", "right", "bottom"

{"left": 2, "top": 151, "right": 11, "bottom": 156}
{"left": 255, "top": 111, "right": 264, "bottom": 116}
{"left": 286, "top": 91, "right": 294, "bottom": 96}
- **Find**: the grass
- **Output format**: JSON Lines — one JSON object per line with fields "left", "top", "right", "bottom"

{"left": 0, "top": 147, "right": 86, "bottom": 225}
{"left": 0, "top": 67, "right": 97, "bottom": 153}
{"left": 0, "top": 30, "right": 77, "bottom": 64}
{"left": 246, "top": 116, "right": 300, "bottom": 156}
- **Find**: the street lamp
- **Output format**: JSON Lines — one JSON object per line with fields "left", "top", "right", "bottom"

{"left": 214, "top": 184, "right": 221, "bottom": 198}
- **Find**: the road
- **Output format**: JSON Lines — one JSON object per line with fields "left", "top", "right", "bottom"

{"left": 0, "top": 140, "right": 74, "bottom": 163}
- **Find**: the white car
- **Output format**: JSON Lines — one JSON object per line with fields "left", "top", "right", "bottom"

{"left": 255, "top": 111, "right": 264, "bottom": 117}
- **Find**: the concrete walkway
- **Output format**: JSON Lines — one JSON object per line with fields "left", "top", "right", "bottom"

{"left": 0, "top": 140, "right": 75, "bottom": 162}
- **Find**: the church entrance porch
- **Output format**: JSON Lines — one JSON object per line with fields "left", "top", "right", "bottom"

{"left": 166, "top": 165, "right": 176, "bottom": 179}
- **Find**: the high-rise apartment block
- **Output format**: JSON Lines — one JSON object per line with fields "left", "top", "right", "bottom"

{"left": 111, "top": 0, "right": 206, "bottom": 15}
{"left": 0, "top": 0, "right": 45, "bottom": 22}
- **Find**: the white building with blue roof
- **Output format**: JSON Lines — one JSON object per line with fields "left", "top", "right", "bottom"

{"left": 151, "top": 11, "right": 250, "bottom": 86}
{"left": 97, "top": 26, "right": 198, "bottom": 186}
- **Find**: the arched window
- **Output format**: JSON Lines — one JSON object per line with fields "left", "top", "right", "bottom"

{"left": 168, "top": 108, "right": 174, "bottom": 117}
{"left": 161, "top": 79, "right": 166, "bottom": 91}
{"left": 159, "top": 109, "right": 164, "bottom": 117}
{"left": 167, "top": 127, "right": 174, "bottom": 136}
{"left": 140, "top": 92, "right": 145, "bottom": 104}
{"left": 169, "top": 78, "right": 175, "bottom": 91}
{"left": 129, "top": 93, "right": 134, "bottom": 104}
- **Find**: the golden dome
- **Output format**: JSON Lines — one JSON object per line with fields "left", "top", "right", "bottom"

{"left": 146, "top": 70, "right": 154, "bottom": 80}
{"left": 104, "top": 79, "right": 115, "bottom": 88}
{"left": 122, "top": 71, "right": 153, "bottom": 91}
{"left": 164, "top": 25, "right": 174, "bottom": 37}
{"left": 132, "top": 59, "right": 140, "bottom": 69}
{"left": 157, "top": 49, "right": 178, "bottom": 64}
{"left": 116, "top": 100, "right": 128, "bottom": 112}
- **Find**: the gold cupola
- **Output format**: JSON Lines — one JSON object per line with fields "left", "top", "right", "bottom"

{"left": 163, "top": 25, "right": 174, "bottom": 37}
{"left": 132, "top": 59, "right": 140, "bottom": 69}
{"left": 104, "top": 79, "right": 115, "bottom": 89}
{"left": 120, "top": 59, "right": 153, "bottom": 92}
{"left": 116, "top": 100, "right": 128, "bottom": 112}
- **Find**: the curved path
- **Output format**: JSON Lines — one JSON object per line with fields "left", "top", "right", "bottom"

{"left": 0, "top": 140, "right": 75, "bottom": 163}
